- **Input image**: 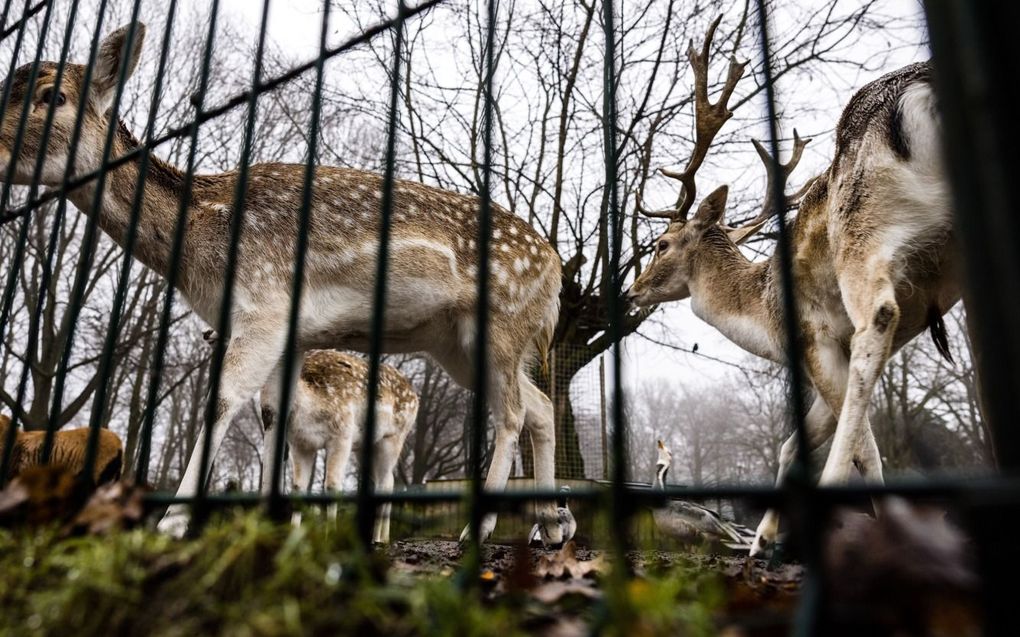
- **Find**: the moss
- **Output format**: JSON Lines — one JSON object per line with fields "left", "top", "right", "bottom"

{"left": 0, "top": 511, "right": 721, "bottom": 636}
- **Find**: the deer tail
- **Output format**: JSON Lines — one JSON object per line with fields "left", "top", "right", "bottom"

{"left": 927, "top": 305, "right": 954, "bottom": 365}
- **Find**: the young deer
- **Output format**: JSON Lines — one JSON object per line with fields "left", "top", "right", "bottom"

{"left": 626, "top": 18, "right": 958, "bottom": 556}
{"left": 0, "top": 24, "right": 563, "bottom": 545}
{"left": 205, "top": 332, "right": 417, "bottom": 544}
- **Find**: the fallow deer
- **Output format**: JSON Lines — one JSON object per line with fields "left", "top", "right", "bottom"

{"left": 204, "top": 331, "right": 417, "bottom": 544}
{"left": 1, "top": 413, "right": 124, "bottom": 485}
{"left": 626, "top": 18, "right": 958, "bottom": 556}
{"left": 0, "top": 24, "right": 563, "bottom": 545}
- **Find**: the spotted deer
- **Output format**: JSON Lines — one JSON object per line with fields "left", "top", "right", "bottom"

{"left": 0, "top": 24, "right": 563, "bottom": 545}
{"left": 625, "top": 18, "right": 958, "bottom": 556}
{"left": 204, "top": 331, "right": 417, "bottom": 544}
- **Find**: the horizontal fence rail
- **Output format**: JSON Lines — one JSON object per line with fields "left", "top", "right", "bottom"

{"left": 1, "top": 0, "right": 1019, "bottom": 634}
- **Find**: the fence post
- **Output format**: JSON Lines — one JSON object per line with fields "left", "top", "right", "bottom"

{"left": 924, "top": 1, "right": 1020, "bottom": 473}
{"left": 599, "top": 355, "right": 608, "bottom": 480}
{"left": 924, "top": 3, "right": 1020, "bottom": 635}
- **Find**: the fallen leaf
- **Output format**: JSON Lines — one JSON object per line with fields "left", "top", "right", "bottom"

{"left": 533, "top": 541, "right": 607, "bottom": 580}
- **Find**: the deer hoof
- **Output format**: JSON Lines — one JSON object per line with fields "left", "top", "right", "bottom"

{"left": 157, "top": 510, "right": 190, "bottom": 538}
{"left": 458, "top": 514, "right": 497, "bottom": 546}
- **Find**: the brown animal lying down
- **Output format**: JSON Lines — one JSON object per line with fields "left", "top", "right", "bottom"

{"left": 0, "top": 414, "right": 123, "bottom": 486}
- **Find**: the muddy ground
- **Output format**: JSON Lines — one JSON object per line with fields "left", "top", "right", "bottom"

{"left": 384, "top": 538, "right": 982, "bottom": 637}
{"left": 386, "top": 538, "right": 799, "bottom": 582}
{"left": 387, "top": 539, "right": 806, "bottom": 636}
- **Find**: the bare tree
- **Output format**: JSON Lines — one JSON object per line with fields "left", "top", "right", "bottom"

{"left": 321, "top": 0, "right": 925, "bottom": 477}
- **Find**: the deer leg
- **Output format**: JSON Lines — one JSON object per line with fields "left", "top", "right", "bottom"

{"left": 521, "top": 371, "right": 562, "bottom": 547}
{"left": 289, "top": 444, "right": 316, "bottom": 526}
{"left": 821, "top": 268, "right": 897, "bottom": 486}
{"left": 258, "top": 356, "right": 304, "bottom": 497}
{"left": 751, "top": 393, "right": 837, "bottom": 557}
{"left": 325, "top": 416, "right": 355, "bottom": 523}
{"left": 371, "top": 429, "right": 402, "bottom": 544}
{"left": 458, "top": 361, "right": 526, "bottom": 545}
{"left": 157, "top": 318, "right": 285, "bottom": 537}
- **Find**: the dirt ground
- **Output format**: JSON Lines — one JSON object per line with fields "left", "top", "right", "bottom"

{"left": 387, "top": 539, "right": 806, "bottom": 636}
{"left": 384, "top": 538, "right": 981, "bottom": 637}
{"left": 386, "top": 538, "right": 799, "bottom": 581}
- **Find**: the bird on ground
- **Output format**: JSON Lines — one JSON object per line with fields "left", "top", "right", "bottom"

{"left": 651, "top": 440, "right": 754, "bottom": 550}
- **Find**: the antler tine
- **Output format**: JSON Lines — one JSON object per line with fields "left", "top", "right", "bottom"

{"left": 751, "top": 128, "right": 815, "bottom": 221}
{"left": 644, "top": 15, "right": 746, "bottom": 222}
{"left": 636, "top": 192, "right": 683, "bottom": 219}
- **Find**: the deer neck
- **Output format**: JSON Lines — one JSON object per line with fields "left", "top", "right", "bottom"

{"left": 65, "top": 120, "right": 185, "bottom": 277}
{"left": 688, "top": 230, "right": 781, "bottom": 362}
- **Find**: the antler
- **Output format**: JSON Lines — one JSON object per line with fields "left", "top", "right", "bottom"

{"left": 638, "top": 16, "right": 747, "bottom": 221}
{"left": 721, "top": 130, "right": 817, "bottom": 243}
{"left": 751, "top": 129, "right": 815, "bottom": 219}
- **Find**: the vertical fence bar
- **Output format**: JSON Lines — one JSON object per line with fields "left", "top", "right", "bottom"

{"left": 357, "top": 0, "right": 407, "bottom": 550}
{"left": 923, "top": 2, "right": 1020, "bottom": 472}
{"left": 1, "top": 0, "right": 84, "bottom": 485}
{"left": 0, "top": 0, "right": 58, "bottom": 484}
{"left": 599, "top": 355, "right": 608, "bottom": 480}
{"left": 138, "top": 0, "right": 223, "bottom": 497}
{"left": 192, "top": 0, "right": 256, "bottom": 521}
{"left": 601, "top": 0, "right": 630, "bottom": 561}
{"left": 85, "top": 0, "right": 179, "bottom": 482}
{"left": 923, "top": 4, "right": 1020, "bottom": 634}
{"left": 133, "top": 0, "right": 188, "bottom": 484}
{"left": 77, "top": 9, "right": 146, "bottom": 482}
{"left": 0, "top": 0, "right": 51, "bottom": 212}
{"left": 45, "top": 13, "right": 145, "bottom": 478}
{"left": 464, "top": 0, "right": 497, "bottom": 577}
{"left": 43, "top": 12, "right": 146, "bottom": 474}
{"left": 270, "top": 0, "right": 331, "bottom": 519}
{"left": 752, "top": 1, "right": 823, "bottom": 633}
{"left": 39, "top": 0, "right": 114, "bottom": 459}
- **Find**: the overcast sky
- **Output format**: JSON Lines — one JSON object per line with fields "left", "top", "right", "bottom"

{"left": 203, "top": 0, "right": 929, "bottom": 395}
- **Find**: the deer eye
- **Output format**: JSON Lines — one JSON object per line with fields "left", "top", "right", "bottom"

{"left": 657, "top": 240, "right": 669, "bottom": 253}
{"left": 40, "top": 88, "right": 65, "bottom": 107}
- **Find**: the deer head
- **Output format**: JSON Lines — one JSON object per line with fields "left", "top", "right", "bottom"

{"left": 0, "top": 23, "right": 146, "bottom": 187}
{"left": 626, "top": 18, "right": 814, "bottom": 308}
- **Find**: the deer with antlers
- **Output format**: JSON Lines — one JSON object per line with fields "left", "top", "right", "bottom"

{"left": 0, "top": 24, "right": 564, "bottom": 545}
{"left": 626, "top": 17, "right": 958, "bottom": 556}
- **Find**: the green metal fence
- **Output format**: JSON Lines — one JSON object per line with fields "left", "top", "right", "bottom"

{"left": 1, "top": 0, "right": 1018, "bottom": 633}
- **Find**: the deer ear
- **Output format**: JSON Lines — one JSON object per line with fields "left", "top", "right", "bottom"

{"left": 92, "top": 23, "right": 146, "bottom": 111}
{"left": 692, "top": 185, "right": 728, "bottom": 227}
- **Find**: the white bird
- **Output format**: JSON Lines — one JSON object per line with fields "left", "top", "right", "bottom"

{"left": 529, "top": 486, "right": 577, "bottom": 548}
{"left": 651, "top": 440, "right": 755, "bottom": 551}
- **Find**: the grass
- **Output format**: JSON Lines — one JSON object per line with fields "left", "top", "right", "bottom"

{"left": 0, "top": 509, "right": 725, "bottom": 637}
